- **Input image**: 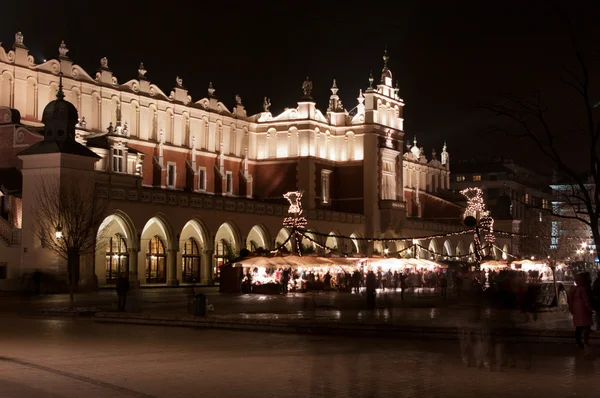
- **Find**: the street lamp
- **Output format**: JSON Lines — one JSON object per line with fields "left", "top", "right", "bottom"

{"left": 55, "top": 224, "right": 63, "bottom": 239}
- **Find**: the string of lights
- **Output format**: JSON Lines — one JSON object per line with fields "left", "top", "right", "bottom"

{"left": 295, "top": 228, "right": 476, "bottom": 243}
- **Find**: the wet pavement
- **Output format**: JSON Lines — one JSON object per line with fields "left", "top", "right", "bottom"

{"left": 0, "top": 287, "right": 577, "bottom": 331}
{"left": 0, "top": 316, "right": 598, "bottom": 397}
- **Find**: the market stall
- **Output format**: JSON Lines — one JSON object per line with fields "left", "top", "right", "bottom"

{"left": 510, "top": 259, "right": 568, "bottom": 282}
{"left": 233, "top": 254, "right": 358, "bottom": 293}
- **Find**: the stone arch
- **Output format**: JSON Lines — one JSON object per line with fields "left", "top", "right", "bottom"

{"left": 274, "top": 227, "right": 293, "bottom": 251}
{"left": 325, "top": 230, "right": 341, "bottom": 252}
{"left": 443, "top": 240, "right": 454, "bottom": 258}
{"left": 129, "top": 100, "right": 140, "bottom": 137}
{"left": 246, "top": 224, "right": 271, "bottom": 251}
{"left": 148, "top": 104, "right": 158, "bottom": 141}
{"left": 140, "top": 214, "right": 177, "bottom": 284}
{"left": 202, "top": 117, "right": 209, "bottom": 149}
{"left": 110, "top": 95, "right": 120, "bottom": 127}
{"left": 346, "top": 131, "right": 355, "bottom": 161}
{"left": 300, "top": 228, "right": 319, "bottom": 253}
{"left": 266, "top": 127, "right": 276, "bottom": 158}
{"left": 48, "top": 82, "right": 59, "bottom": 102}
{"left": 90, "top": 92, "right": 101, "bottom": 130}
{"left": 456, "top": 240, "right": 466, "bottom": 259}
{"left": 215, "top": 120, "right": 223, "bottom": 152}
{"left": 214, "top": 221, "right": 242, "bottom": 280}
{"left": 180, "top": 218, "right": 210, "bottom": 250}
{"left": 468, "top": 242, "right": 476, "bottom": 262}
{"left": 182, "top": 111, "right": 191, "bottom": 147}
{"left": 69, "top": 86, "right": 81, "bottom": 113}
{"left": 349, "top": 232, "right": 362, "bottom": 255}
{"left": 165, "top": 108, "right": 174, "bottom": 143}
{"left": 141, "top": 214, "right": 176, "bottom": 250}
{"left": 0, "top": 71, "right": 14, "bottom": 107}
{"left": 179, "top": 218, "right": 210, "bottom": 284}
{"left": 229, "top": 122, "right": 236, "bottom": 155}
{"left": 25, "top": 77, "right": 37, "bottom": 118}
{"left": 95, "top": 211, "right": 137, "bottom": 285}
{"left": 428, "top": 240, "right": 438, "bottom": 260}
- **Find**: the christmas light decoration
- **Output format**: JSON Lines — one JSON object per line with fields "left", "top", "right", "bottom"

{"left": 460, "top": 187, "right": 486, "bottom": 218}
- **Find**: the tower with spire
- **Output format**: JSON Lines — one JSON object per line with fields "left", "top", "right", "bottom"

{"left": 327, "top": 79, "right": 346, "bottom": 125}
{"left": 17, "top": 73, "right": 101, "bottom": 281}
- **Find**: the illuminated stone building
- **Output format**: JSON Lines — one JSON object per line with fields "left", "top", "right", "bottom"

{"left": 0, "top": 33, "right": 506, "bottom": 289}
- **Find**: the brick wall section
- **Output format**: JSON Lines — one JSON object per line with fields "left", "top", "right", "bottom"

{"left": 251, "top": 162, "right": 297, "bottom": 200}
{"left": 333, "top": 164, "right": 364, "bottom": 214}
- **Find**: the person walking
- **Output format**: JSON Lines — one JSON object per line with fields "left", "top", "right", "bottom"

{"left": 366, "top": 270, "right": 377, "bottom": 310}
{"left": 568, "top": 272, "right": 594, "bottom": 354}
{"left": 440, "top": 274, "right": 448, "bottom": 300}
{"left": 116, "top": 272, "right": 130, "bottom": 312}
{"left": 592, "top": 274, "right": 600, "bottom": 332}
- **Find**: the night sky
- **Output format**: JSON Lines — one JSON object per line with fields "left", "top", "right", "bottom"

{"left": 3, "top": 0, "right": 599, "bottom": 173}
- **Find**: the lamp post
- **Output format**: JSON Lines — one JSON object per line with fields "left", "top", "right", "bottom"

{"left": 55, "top": 223, "right": 63, "bottom": 240}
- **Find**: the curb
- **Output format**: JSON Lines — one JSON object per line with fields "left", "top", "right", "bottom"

{"left": 92, "top": 312, "right": 594, "bottom": 343}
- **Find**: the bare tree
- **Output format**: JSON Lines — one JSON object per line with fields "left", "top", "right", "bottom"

{"left": 33, "top": 173, "right": 107, "bottom": 306}
{"left": 483, "top": 16, "right": 600, "bottom": 259}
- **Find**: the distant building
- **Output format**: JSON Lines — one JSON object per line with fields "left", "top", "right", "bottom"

{"left": 550, "top": 173, "right": 597, "bottom": 263}
{"left": 0, "top": 33, "right": 509, "bottom": 289}
{"left": 450, "top": 158, "right": 552, "bottom": 257}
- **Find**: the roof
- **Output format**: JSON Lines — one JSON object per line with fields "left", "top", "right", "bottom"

{"left": 17, "top": 139, "right": 101, "bottom": 158}
{"left": 0, "top": 167, "right": 22, "bottom": 195}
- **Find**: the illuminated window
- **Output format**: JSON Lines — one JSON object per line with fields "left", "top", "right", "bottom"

{"left": 382, "top": 160, "right": 396, "bottom": 200}
{"left": 146, "top": 236, "right": 166, "bottom": 283}
{"left": 182, "top": 238, "right": 201, "bottom": 283}
{"left": 105, "top": 234, "right": 128, "bottom": 282}
{"left": 112, "top": 148, "right": 125, "bottom": 172}
{"left": 525, "top": 193, "right": 530, "bottom": 204}
{"left": 472, "top": 175, "right": 482, "bottom": 181}
{"left": 456, "top": 175, "right": 465, "bottom": 182}
{"left": 321, "top": 170, "right": 332, "bottom": 204}
{"left": 539, "top": 212, "right": 543, "bottom": 222}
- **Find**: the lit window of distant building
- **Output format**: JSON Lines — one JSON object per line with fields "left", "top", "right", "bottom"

{"left": 456, "top": 175, "right": 465, "bottom": 182}
{"left": 472, "top": 175, "right": 482, "bottom": 181}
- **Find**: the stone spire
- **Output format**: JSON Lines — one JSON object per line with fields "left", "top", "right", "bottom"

{"left": 357, "top": 89, "right": 365, "bottom": 114}
{"left": 380, "top": 46, "right": 393, "bottom": 86}
{"left": 327, "top": 79, "right": 344, "bottom": 112}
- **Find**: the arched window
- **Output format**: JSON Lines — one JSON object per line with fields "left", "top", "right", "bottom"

{"left": 214, "top": 240, "right": 230, "bottom": 281}
{"left": 146, "top": 236, "right": 166, "bottom": 283}
{"left": 182, "top": 238, "right": 201, "bottom": 283}
{"left": 105, "top": 234, "right": 128, "bottom": 282}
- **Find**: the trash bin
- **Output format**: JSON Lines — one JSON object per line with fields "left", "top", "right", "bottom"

{"left": 193, "top": 293, "right": 206, "bottom": 316}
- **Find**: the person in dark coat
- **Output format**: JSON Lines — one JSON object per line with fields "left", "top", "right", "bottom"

{"left": 116, "top": 272, "right": 130, "bottom": 312}
{"left": 366, "top": 271, "right": 377, "bottom": 309}
{"left": 568, "top": 272, "right": 594, "bottom": 352}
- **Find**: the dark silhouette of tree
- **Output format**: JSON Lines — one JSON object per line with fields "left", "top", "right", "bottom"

{"left": 484, "top": 14, "right": 600, "bottom": 261}
{"left": 33, "top": 174, "right": 107, "bottom": 307}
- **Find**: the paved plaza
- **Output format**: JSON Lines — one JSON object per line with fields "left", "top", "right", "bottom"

{"left": 0, "top": 316, "right": 599, "bottom": 397}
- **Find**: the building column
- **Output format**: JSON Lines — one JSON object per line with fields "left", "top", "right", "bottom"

{"left": 167, "top": 248, "right": 179, "bottom": 286}
{"left": 201, "top": 249, "right": 214, "bottom": 285}
{"left": 127, "top": 248, "right": 140, "bottom": 288}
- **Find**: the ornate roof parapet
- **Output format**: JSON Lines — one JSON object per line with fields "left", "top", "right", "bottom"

{"left": 207, "top": 82, "right": 219, "bottom": 110}
{"left": 12, "top": 32, "right": 30, "bottom": 66}
{"left": 137, "top": 62, "right": 151, "bottom": 93}
{"left": 171, "top": 76, "right": 190, "bottom": 104}
{"left": 96, "top": 57, "right": 115, "bottom": 85}
{"left": 232, "top": 94, "right": 247, "bottom": 117}
{"left": 366, "top": 70, "right": 375, "bottom": 92}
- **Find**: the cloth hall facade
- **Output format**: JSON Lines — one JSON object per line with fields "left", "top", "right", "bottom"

{"left": 0, "top": 33, "right": 507, "bottom": 289}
